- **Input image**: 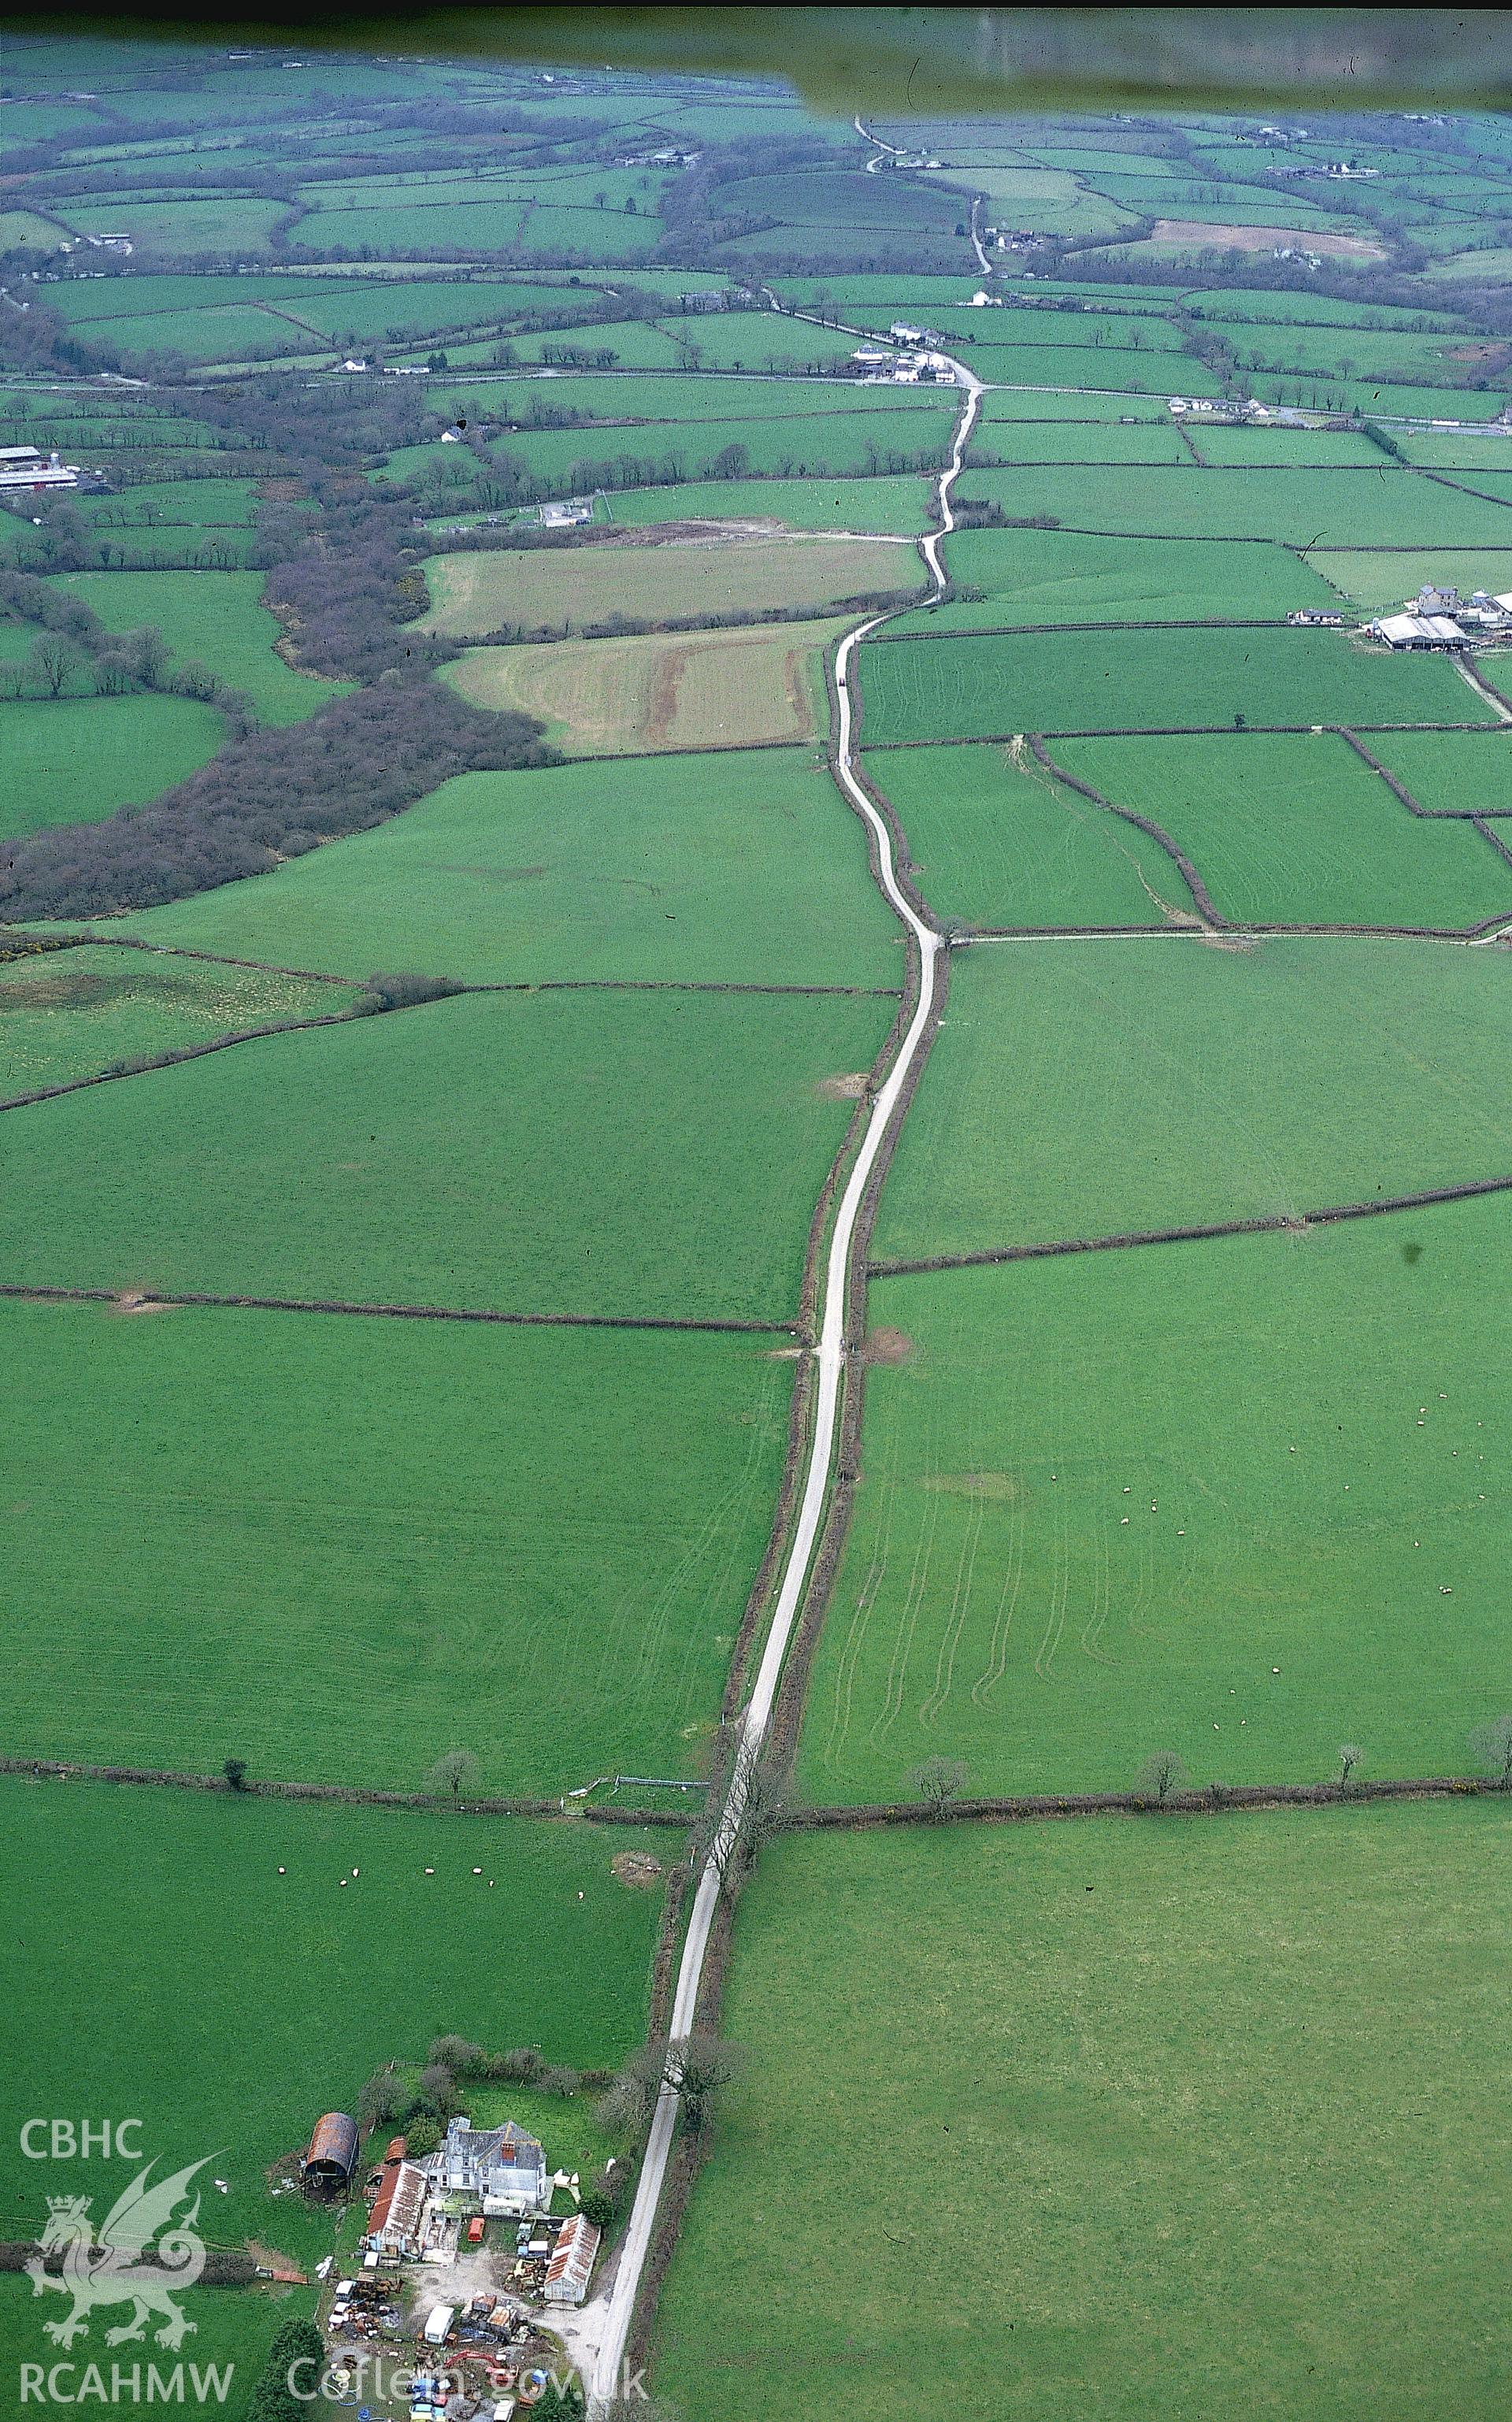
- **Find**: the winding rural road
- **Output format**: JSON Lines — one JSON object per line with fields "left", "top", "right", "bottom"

{"left": 585, "top": 358, "right": 982, "bottom": 2415}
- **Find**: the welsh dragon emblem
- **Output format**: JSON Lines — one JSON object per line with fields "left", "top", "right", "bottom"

{"left": 27, "top": 2157, "right": 211, "bottom": 2349}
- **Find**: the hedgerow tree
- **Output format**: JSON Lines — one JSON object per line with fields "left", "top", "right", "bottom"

{"left": 1136, "top": 1749, "right": 1188, "bottom": 1805}
{"left": 910, "top": 1754, "right": 971, "bottom": 1818}
{"left": 1469, "top": 1711, "right": 1512, "bottom": 1786}
{"left": 249, "top": 2316, "right": 323, "bottom": 2422}
{"left": 425, "top": 1748, "right": 480, "bottom": 1802}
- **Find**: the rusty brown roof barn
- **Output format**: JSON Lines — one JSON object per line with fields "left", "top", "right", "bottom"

{"left": 302, "top": 2112, "right": 358, "bottom": 2192}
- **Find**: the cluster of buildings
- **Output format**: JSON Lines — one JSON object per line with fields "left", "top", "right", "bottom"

{"left": 850, "top": 329, "right": 957, "bottom": 384}
{"left": 1370, "top": 584, "right": 1512, "bottom": 649}
{"left": 1168, "top": 396, "right": 1289, "bottom": 425}
{"left": 0, "top": 443, "right": 91, "bottom": 494}
{"left": 304, "top": 2111, "right": 602, "bottom": 2313}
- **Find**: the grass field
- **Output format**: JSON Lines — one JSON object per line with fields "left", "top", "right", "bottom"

{"left": 801, "top": 1189, "right": 1512, "bottom": 1800}
{"left": 0, "top": 945, "right": 357, "bottom": 1095}
{"left": 888, "top": 528, "right": 1338, "bottom": 630}
{"left": 957, "top": 462, "right": 1512, "bottom": 546}
{"left": 442, "top": 617, "right": 844, "bottom": 755}
{"left": 862, "top": 741, "right": 1191, "bottom": 925}
{"left": 109, "top": 749, "right": 900, "bottom": 990}
{"left": 57, "top": 568, "right": 346, "bottom": 723}
{"left": 1313, "top": 549, "right": 1512, "bottom": 610}
{"left": 477, "top": 403, "right": 954, "bottom": 489}
{"left": 652, "top": 1806, "right": 1512, "bottom": 2422}
{"left": 0, "top": 1777, "right": 663, "bottom": 2268}
{"left": 420, "top": 532, "right": 924, "bottom": 636}
{"left": 0, "top": 692, "right": 225, "bottom": 841}
{"left": 1057, "top": 731, "right": 1512, "bottom": 928}
{"left": 0, "top": 985, "right": 890, "bottom": 1320}
{"left": 2, "top": 1297, "right": 793, "bottom": 1793}
{"left": 858, "top": 627, "right": 1486, "bottom": 744}
{"left": 873, "top": 937, "right": 1512, "bottom": 1259}
{"left": 1368, "top": 727, "right": 1512, "bottom": 816}
{"left": 603, "top": 474, "right": 935, "bottom": 536}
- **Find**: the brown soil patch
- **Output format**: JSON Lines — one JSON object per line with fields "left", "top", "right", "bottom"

{"left": 111, "top": 1289, "right": 174, "bottom": 1317}
{"left": 612, "top": 1850, "right": 664, "bottom": 1890}
{"left": 765, "top": 1344, "right": 803, "bottom": 1359}
{"left": 864, "top": 1326, "right": 914, "bottom": 1364}
{"left": 1199, "top": 930, "right": 1261, "bottom": 952}
{"left": 817, "top": 1070, "right": 869, "bottom": 1100}
{"left": 256, "top": 477, "right": 309, "bottom": 502}
{"left": 1151, "top": 218, "right": 1385, "bottom": 260}
{"left": 245, "top": 2240, "right": 308, "bottom": 2284}
{"left": 644, "top": 644, "right": 685, "bottom": 747}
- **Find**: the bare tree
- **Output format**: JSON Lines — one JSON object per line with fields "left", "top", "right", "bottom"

{"left": 1469, "top": 1711, "right": 1512, "bottom": 1787}
{"left": 1338, "top": 1743, "right": 1364, "bottom": 1789}
{"left": 1136, "top": 1750, "right": 1188, "bottom": 1805}
{"left": 667, "top": 2034, "right": 743, "bottom": 2137}
{"left": 595, "top": 2041, "right": 669, "bottom": 2140}
{"left": 27, "top": 632, "right": 83, "bottom": 699}
{"left": 910, "top": 1754, "right": 971, "bottom": 1819}
{"left": 425, "top": 1748, "right": 480, "bottom": 1801}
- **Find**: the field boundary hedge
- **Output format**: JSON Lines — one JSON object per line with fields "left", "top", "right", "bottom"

{"left": 0, "top": 1281, "right": 795, "bottom": 1337}
{"left": 0, "top": 1753, "right": 689, "bottom": 1825}
{"left": 788, "top": 1775, "right": 1512, "bottom": 1828}
{"left": 1029, "top": 733, "right": 1219, "bottom": 922}
{"left": 1340, "top": 725, "right": 1512, "bottom": 820}
{"left": 869, "top": 1168, "right": 1512, "bottom": 1278}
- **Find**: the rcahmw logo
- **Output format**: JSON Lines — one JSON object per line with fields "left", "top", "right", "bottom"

{"left": 17, "top": 2126, "right": 232, "bottom": 2405}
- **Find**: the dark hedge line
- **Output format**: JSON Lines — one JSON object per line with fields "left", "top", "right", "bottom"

{"left": 0, "top": 679, "right": 554, "bottom": 922}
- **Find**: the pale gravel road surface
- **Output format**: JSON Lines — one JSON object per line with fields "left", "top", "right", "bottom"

{"left": 586, "top": 358, "right": 982, "bottom": 2414}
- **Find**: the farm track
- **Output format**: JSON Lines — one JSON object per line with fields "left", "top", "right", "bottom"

{"left": 584, "top": 350, "right": 982, "bottom": 2417}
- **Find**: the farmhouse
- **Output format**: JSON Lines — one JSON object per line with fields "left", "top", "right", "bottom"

{"left": 439, "top": 2116, "right": 550, "bottom": 2216}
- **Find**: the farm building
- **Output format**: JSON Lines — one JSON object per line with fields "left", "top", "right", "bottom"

{"left": 302, "top": 2111, "right": 359, "bottom": 2194}
{"left": 365, "top": 2139, "right": 431, "bottom": 2259}
{"left": 0, "top": 445, "right": 83, "bottom": 494}
{"left": 439, "top": 2116, "right": 549, "bottom": 2216}
{"left": 543, "top": 2212, "right": 602, "bottom": 2308}
{"left": 1371, "top": 610, "right": 1466, "bottom": 648}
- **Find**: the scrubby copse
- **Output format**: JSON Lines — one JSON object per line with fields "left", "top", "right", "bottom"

{"left": 0, "top": 681, "right": 554, "bottom": 922}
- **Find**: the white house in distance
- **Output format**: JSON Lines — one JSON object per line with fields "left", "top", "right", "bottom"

{"left": 438, "top": 2117, "right": 549, "bottom": 2216}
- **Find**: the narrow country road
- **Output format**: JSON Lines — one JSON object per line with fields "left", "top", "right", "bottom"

{"left": 584, "top": 358, "right": 983, "bottom": 2415}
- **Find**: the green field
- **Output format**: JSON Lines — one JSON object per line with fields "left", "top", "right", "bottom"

{"left": 653, "top": 1806, "right": 1512, "bottom": 2421}
{"left": 1369, "top": 726, "right": 1512, "bottom": 816}
{"left": 0, "top": 1776, "right": 662, "bottom": 2269}
{"left": 0, "top": 945, "right": 356, "bottom": 1095}
{"left": 801, "top": 1192, "right": 1512, "bottom": 1800}
{"left": 889, "top": 527, "right": 1338, "bottom": 629}
{"left": 957, "top": 462, "right": 1512, "bottom": 545}
{"left": 862, "top": 741, "right": 1192, "bottom": 925}
{"left": 605, "top": 473, "right": 936, "bottom": 535}
{"left": 109, "top": 750, "right": 901, "bottom": 990}
{"left": 59, "top": 568, "right": 346, "bottom": 723}
{"left": 0, "top": 692, "right": 225, "bottom": 841}
{"left": 874, "top": 937, "right": 1512, "bottom": 1259}
{"left": 858, "top": 627, "right": 1486, "bottom": 744}
{"left": 2, "top": 1297, "right": 791, "bottom": 1792}
{"left": 477, "top": 402, "right": 954, "bottom": 489}
{"left": 420, "top": 532, "right": 924, "bottom": 636}
{"left": 0, "top": 986, "right": 890, "bottom": 1321}
{"left": 1313, "top": 549, "right": 1512, "bottom": 610}
{"left": 1057, "top": 732, "right": 1512, "bottom": 928}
